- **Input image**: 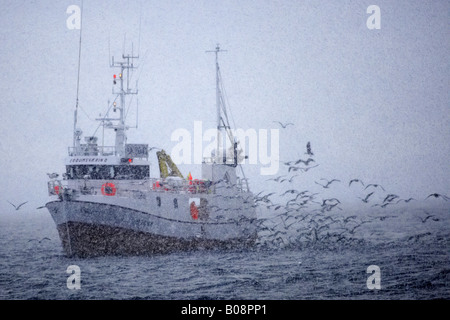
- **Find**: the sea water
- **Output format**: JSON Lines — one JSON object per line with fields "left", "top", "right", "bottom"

{"left": 0, "top": 202, "right": 448, "bottom": 300}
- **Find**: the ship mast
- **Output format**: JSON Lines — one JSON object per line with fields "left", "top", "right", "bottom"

{"left": 206, "top": 45, "right": 250, "bottom": 190}
{"left": 207, "top": 44, "right": 229, "bottom": 163}
{"left": 98, "top": 52, "right": 139, "bottom": 156}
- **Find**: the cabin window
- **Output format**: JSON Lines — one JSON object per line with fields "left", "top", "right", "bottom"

{"left": 156, "top": 196, "right": 161, "bottom": 207}
{"left": 66, "top": 165, "right": 149, "bottom": 180}
{"left": 173, "top": 198, "right": 178, "bottom": 209}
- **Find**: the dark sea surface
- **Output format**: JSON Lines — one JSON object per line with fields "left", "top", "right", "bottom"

{"left": 0, "top": 201, "right": 448, "bottom": 300}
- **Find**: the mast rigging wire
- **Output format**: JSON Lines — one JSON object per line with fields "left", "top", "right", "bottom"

{"left": 73, "top": 0, "right": 84, "bottom": 147}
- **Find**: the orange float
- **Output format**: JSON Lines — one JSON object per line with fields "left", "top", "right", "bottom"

{"left": 190, "top": 201, "right": 198, "bottom": 220}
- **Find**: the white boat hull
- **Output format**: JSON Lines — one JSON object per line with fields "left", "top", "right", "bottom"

{"left": 46, "top": 194, "right": 257, "bottom": 257}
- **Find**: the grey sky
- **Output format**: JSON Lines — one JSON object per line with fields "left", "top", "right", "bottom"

{"left": 0, "top": 0, "right": 448, "bottom": 212}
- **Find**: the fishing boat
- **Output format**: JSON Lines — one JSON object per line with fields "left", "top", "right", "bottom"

{"left": 45, "top": 44, "right": 257, "bottom": 257}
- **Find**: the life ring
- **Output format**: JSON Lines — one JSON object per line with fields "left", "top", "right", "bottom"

{"left": 190, "top": 201, "right": 198, "bottom": 220}
{"left": 101, "top": 182, "right": 117, "bottom": 196}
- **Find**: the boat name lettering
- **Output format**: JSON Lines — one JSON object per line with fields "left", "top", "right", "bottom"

{"left": 69, "top": 158, "right": 109, "bottom": 163}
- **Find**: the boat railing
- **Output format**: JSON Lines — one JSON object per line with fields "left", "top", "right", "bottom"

{"left": 48, "top": 176, "right": 249, "bottom": 198}
{"left": 202, "top": 157, "right": 236, "bottom": 165}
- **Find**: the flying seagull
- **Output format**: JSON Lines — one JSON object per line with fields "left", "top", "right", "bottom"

{"left": 265, "top": 175, "right": 286, "bottom": 183}
{"left": 295, "top": 158, "right": 315, "bottom": 166}
{"left": 7, "top": 201, "right": 28, "bottom": 211}
{"left": 369, "top": 215, "right": 396, "bottom": 222}
{"left": 348, "top": 221, "right": 370, "bottom": 235}
{"left": 383, "top": 194, "right": 400, "bottom": 203}
{"left": 425, "top": 193, "right": 449, "bottom": 201}
{"left": 273, "top": 121, "right": 294, "bottom": 128}
{"left": 306, "top": 142, "right": 314, "bottom": 156}
{"left": 321, "top": 198, "right": 341, "bottom": 206}
{"left": 302, "top": 164, "right": 319, "bottom": 172}
{"left": 365, "top": 184, "right": 385, "bottom": 192}
{"left": 419, "top": 214, "right": 439, "bottom": 223}
{"left": 281, "top": 189, "right": 302, "bottom": 197}
{"left": 396, "top": 197, "right": 416, "bottom": 203}
{"left": 286, "top": 175, "right": 300, "bottom": 183}
{"left": 358, "top": 192, "right": 374, "bottom": 203}
{"left": 371, "top": 202, "right": 392, "bottom": 209}
{"left": 288, "top": 164, "right": 319, "bottom": 173}
{"left": 315, "top": 179, "right": 341, "bottom": 189}
{"left": 349, "top": 179, "right": 364, "bottom": 187}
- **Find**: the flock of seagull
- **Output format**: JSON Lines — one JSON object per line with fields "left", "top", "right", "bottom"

{"left": 250, "top": 137, "right": 449, "bottom": 249}
{"left": 253, "top": 184, "right": 447, "bottom": 249}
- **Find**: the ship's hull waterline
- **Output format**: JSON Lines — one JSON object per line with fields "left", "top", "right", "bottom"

{"left": 46, "top": 200, "right": 257, "bottom": 257}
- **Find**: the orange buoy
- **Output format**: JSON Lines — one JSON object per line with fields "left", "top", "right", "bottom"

{"left": 101, "top": 182, "right": 117, "bottom": 196}
{"left": 54, "top": 185, "right": 60, "bottom": 195}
